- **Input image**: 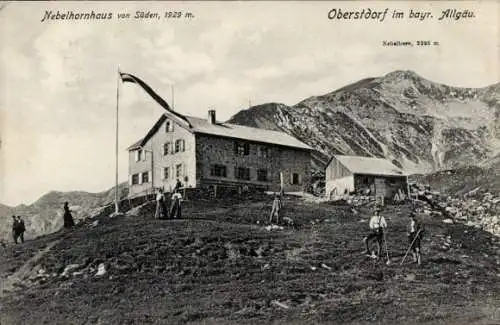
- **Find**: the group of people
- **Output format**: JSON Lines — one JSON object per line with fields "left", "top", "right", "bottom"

{"left": 154, "top": 180, "right": 183, "bottom": 220}
{"left": 10, "top": 201, "right": 75, "bottom": 245}
{"left": 364, "top": 208, "right": 424, "bottom": 265}
{"left": 11, "top": 215, "right": 26, "bottom": 244}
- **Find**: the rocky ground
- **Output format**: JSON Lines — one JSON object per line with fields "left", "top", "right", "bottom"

{"left": 1, "top": 196, "right": 500, "bottom": 325}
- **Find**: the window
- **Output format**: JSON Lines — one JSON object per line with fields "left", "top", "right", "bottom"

{"left": 141, "top": 171, "right": 149, "bottom": 183}
{"left": 135, "top": 150, "right": 142, "bottom": 162}
{"left": 131, "top": 174, "right": 139, "bottom": 185}
{"left": 136, "top": 149, "right": 147, "bottom": 161}
{"left": 234, "top": 141, "right": 250, "bottom": 156}
{"left": 165, "top": 121, "right": 174, "bottom": 132}
{"left": 163, "top": 167, "right": 169, "bottom": 180}
{"left": 257, "top": 169, "right": 268, "bottom": 182}
{"left": 163, "top": 142, "right": 171, "bottom": 156}
{"left": 291, "top": 173, "right": 300, "bottom": 185}
{"left": 210, "top": 164, "right": 227, "bottom": 177}
{"left": 176, "top": 164, "right": 183, "bottom": 178}
{"left": 175, "top": 139, "right": 185, "bottom": 153}
{"left": 235, "top": 167, "right": 250, "bottom": 180}
{"left": 258, "top": 147, "right": 269, "bottom": 158}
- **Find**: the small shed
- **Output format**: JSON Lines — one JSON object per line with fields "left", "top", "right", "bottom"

{"left": 325, "top": 155, "right": 408, "bottom": 200}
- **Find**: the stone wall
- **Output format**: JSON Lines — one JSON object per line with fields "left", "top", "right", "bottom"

{"left": 195, "top": 134, "right": 311, "bottom": 192}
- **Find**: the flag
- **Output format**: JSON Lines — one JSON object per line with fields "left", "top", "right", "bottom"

{"left": 119, "top": 72, "right": 191, "bottom": 127}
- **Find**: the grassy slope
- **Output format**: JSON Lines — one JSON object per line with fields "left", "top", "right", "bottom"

{"left": 1, "top": 197, "right": 500, "bottom": 325}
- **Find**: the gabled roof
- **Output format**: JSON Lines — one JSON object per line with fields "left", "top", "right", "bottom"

{"left": 128, "top": 111, "right": 312, "bottom": 151}
{"left": 329, "top": 155, "right": 407, "bottom": 176}
{"left": 127, "top": 139, "right": 143, "bottom": 150}
{"left": 186, "top": 116, "right": 312, "bottom": 150}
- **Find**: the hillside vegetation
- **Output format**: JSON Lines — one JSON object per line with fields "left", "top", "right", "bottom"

{"left": 1, "top": 196, "right": 500, "bottom": 325}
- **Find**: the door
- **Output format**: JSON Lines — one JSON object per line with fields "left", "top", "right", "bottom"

{"left": 374, "top": 178, "right": 387, "bottom": 197}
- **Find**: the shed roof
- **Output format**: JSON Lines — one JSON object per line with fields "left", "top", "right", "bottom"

{"left": 330, "top": 155, "right": 407, "bottom": 176}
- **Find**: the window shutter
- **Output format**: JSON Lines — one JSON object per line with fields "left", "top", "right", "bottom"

{"left": 244, "top": 143, "right": 250, "bottom": 155}
{"left": 135, "top": 151, "right": 139, "bottom": 162}
{"left": 183, "top": 163, "right": 186, "bottom": 176}
{"left": 138, "top": 174, "right": 143, "bottom": 185}
{"left": 128, "top": 175, "right": 132, "bottom": 185}
{"left": 290, "top": 172, "right": 294, "bottom": 185}
{"left": 148, "top": 171, "right": 152, "bottom": 184}
{"left": 234, "top": 166, "right": 238, "bottom": 179}
{"left": 182, "top": 140, "right": 186, "bottom": 152}
{"left": 143, "top": 150, "right": 147, "bottom": 161}
{"left": 298, "top": 174, "right": 302, "bottom": 185}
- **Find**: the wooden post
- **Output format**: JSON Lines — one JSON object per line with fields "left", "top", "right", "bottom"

{"left": 280, "top": 171, "right": 284, "bottom": 195}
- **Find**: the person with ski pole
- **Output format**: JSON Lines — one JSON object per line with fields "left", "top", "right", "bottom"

{"left": 407, "top": 211, "right": 424, "bottom": 265}
{"left": 363, "top": 208, "right": 387, "bottom": 258}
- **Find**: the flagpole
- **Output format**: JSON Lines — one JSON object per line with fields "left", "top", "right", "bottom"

{"left": 171, "top": 84, "right": 174, "bottom": 110}
{"left": 114, "top": 67, "right": 120, "bottom": 214}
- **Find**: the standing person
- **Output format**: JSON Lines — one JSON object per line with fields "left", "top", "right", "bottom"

{"left": 174, "top": 179, "right": 182, "bottom": 192}
{"left": 170, "top": 190, "right": 183, "bottom": 219}
{"left": 154, "top": 188, "right": 165, "bottom": 219}
{"left": 11, "top": 215, "right": 19, "bottom": 244}
{"left": 269, "top": 193, "right": 282, "bottom": 224}
{"left": 363, "top": 208, "right": 387, "bottom": 257}
{"left": 16, "top": 216, "right": 26, "bottom": 243}
{"left": 63, "top": 202, "right": 75, "bottom": 229}
{"left": 161, "top": 190, "right": 170, "bottom": 219}
{"left": 408, "top": 211, "right": 424, "bottom": 265}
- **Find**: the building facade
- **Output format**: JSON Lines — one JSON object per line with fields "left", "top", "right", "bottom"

{"left": 128, "top": 110, "right": 312, "bottom": 197}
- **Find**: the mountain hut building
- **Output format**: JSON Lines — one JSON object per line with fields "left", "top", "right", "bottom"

{"left": 127, "top": 109, "right": 313, "bottom": 197}
{"left": 325, "top": 155, "right": 408, "bottom": 201}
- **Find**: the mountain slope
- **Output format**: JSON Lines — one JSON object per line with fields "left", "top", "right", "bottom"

{"left": 411, "top": 153, "right": 500, "bottom": 196}
{"left": 229, "top": 71, "right": 500, "bottom": 174}
{"left": 1, "top": 198, "right": 500, "bottom": 325}
{"left": 0, "top": 183, "right": 128, "bottom": 242}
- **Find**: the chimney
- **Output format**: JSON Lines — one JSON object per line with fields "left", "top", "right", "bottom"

{"left": 208, "top": 109, "right": 216, "bottom": 124}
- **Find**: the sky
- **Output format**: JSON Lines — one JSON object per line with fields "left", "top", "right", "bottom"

{"left": 0, "top": 1, "right": 498, "bottom": 206}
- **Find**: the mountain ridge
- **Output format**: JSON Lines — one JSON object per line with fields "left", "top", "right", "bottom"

{"left": 229, "top": 70, "right": 500, "bottom": 174}
{"left": 0, "top": 183, "right": 128, "bottom": 242}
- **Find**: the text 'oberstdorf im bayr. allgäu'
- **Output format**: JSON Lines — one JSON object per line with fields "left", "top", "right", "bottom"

{"left": 327, "top": 8, "right": 475, "bottom": 22}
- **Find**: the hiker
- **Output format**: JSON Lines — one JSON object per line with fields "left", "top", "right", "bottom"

{"left": 16, "top": 216, "right": 26, "bottom": 243}
{"left": 269, "top": 193, "right": 282, "bottom": 224}
{"left": 363, "top": 208, "right": 387, "bottom": 257}
{"left": 408, "top": 211, "right": 424, "bottom": 265}
{"left": 170, "top": 189, "right": 183, "bottom": 219}
{"left": 12, "top": 215, "right": 19, "bottom": 244}
{"left": 63, "top": 202, "right": 75, "bottom": 229}
{"left": 154, "top": 188, "right": 166, "bottom": 219}
{"left": 12, "top": 215, "right": 26, "bottom": 244}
